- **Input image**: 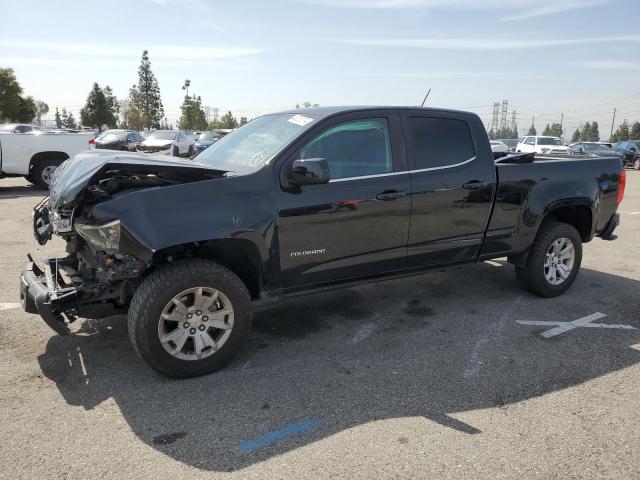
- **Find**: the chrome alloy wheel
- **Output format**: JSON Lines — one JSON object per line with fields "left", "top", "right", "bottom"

{"left": 544, "top": 237, "right": 575, "bottom": 286}
{"left": 158, "top": 287, "right": 234, "bottom": 361}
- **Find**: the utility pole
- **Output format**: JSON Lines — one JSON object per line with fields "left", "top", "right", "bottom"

{"left": 560, "top": 113, "right": 564, "bottom": 140}
{"left": 610, "top": 108, "right": 616, "bottom": 141}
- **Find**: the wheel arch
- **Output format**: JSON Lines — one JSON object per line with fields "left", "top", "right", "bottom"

{"left": 29, "top": 151, "right": 70, "bottom": 173}
{"left": 151, "top": 238, "right": 264, "bottom": 300}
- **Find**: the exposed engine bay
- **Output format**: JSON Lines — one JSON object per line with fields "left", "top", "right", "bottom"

{"left": 26, "top": 156, "right": 227, "bottom": 330}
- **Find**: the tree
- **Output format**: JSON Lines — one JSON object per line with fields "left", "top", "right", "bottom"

{"left": 0, "top": 68, "right": 36, "bottom": 122}
{"left": 131, "top": 50, "right": 164, "bottom": 129}
{"left": 571, "top": 128, "right": 580, "bottom": 142}
{"left": 210, "top": 111, "right": 238, "bottom": 129}
{"left": 527, "top": 124, "right": 536, "bottom": 135}
{"left": 240, "top": 116, "right": 248, "bottom": 126}
{"left": 543, "top": 122, "right": 562, "bottom": 137}
{"left": 611, "top": 120, "right": 630, "bottom": 142}
{"left": 59, "top": 108, "right": 77, "bottom": 129}
{"left": 588, "top": 121, "right": 600, "bottom": 141}
{"left": 178, "top": 94, "right": 208, "bottom": 131}
{"left": 35, "top": 100, "right": 49, "bottom": 126}
{"left": 581, "top": 122, "right": 591, "bottom": 141}
{"left": 80, "top": 82, "right": 117, "bottom": 130}
{"left": 631, "top": 121, "right": 640, "bottom": 140}
{"left": 54, "top": 107, "right": 62, "bottom": 128}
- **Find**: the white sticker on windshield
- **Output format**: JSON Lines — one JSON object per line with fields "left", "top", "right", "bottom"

{"left": 288, "top": 114, "right": 314, "bottom": 127}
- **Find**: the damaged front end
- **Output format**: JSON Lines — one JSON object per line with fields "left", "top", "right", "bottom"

{"left": 21, "top": 152, "right": 227, "bottom": 334}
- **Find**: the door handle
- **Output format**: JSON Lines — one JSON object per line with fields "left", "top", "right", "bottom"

{"left": 463, "top": 181, "right": 489, "bottom": 190}
{"left": 376, "top": 190, "right": 406, "bottom": 201}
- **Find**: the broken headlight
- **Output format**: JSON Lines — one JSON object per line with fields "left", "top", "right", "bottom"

{"left": 75, "top": 219, "right": 121, "bottom": 252}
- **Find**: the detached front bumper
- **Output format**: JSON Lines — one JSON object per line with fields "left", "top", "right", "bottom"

{"left": 19, "top": 260, "right": 77, "bottom": 335}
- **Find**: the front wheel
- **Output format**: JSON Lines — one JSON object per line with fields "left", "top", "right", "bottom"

{"left": 172, "top": 145, "right": 179, "bottom": 157}
{"left": 515, "top": 220, "right": 582, "bottom": 297}
{"left": 128, "top": 259, "right": 253, "bottom": 378}
{"left": 634, "top": 157, "right": 640, "bottom": 170}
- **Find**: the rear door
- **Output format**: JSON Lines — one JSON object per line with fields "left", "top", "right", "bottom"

{"left": 402, "top": 111, "right": 497, "bottom": 266}
{"left": 276, "top": 110, "right": 411, "bottom": 288}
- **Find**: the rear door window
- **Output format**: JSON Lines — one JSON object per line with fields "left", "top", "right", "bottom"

{"left": 408, "top": 117, "right": 475, "bottom": 169}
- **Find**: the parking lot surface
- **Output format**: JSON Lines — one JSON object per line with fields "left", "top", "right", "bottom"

{"left": 1, "top": 171, "right": 639, "bottom": 479}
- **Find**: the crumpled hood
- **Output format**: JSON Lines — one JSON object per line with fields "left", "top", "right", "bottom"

{"left": 48, "top": 150, "right": 225, "bottom": 210}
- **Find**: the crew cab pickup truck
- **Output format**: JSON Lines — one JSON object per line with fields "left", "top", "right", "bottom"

{"left": 20, "top": 107, "right": 625, "bottom": 378}
{"left": 0, "top": 132, "right": 94, "bottom": 188}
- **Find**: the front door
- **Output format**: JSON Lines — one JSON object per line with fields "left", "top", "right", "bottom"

{"left": 276, "top": 111, "right": 411, "bottom": 289}
{"left": 402, "top": 112, "right": 497, "bottom": 266}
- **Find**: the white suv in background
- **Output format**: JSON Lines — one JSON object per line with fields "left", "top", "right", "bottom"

{"left": 516, "top": 136, "right": 569, "bottom": 155}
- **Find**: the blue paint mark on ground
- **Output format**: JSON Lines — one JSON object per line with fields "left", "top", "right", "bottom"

{"left": 238, "top": 417, "right": 322, "bottom": 453}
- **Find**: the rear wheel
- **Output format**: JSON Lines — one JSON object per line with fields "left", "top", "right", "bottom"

{"left": 515, "top": 220, "right": 582, "bottom": 297}
{"left": 31, "top": 158, "right": 63, "bottom": 189}
{"left": 24, "top": 175, "right": 35, "bottom": 185}
{"left": 128, "top": 259, "right": 252, "bottom": 378}
{"left": 173, "top": 146, "right": 179, "bottom": 157}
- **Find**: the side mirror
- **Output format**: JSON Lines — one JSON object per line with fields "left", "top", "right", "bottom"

{"left": 288, "top": 158, "right": 330, "bottom": 186}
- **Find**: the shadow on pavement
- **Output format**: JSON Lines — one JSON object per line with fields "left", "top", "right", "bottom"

{"left": 37, "top": 263, "right": 640, "bottom": 472}
{"left": 0, "top": 183, "right": 46, "bottom": 199}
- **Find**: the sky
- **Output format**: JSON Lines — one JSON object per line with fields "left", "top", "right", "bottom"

{"left": 1, "top": 0, "right": 639, "bottom": 136}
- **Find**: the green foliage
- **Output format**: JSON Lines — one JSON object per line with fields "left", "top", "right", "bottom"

{"left": 631, "top": 121, "right": 640, "bottom": 139}
{"left": 35, "top": 100, "right": 49, "bottom": 126}
{"left": 240, "top": 116, "right": 248, "bottom": 126}
{"left": 610, "top": 120, "right": 630, "bottom": 143}
{"left": 80, "top": 82, "right": 118, "bottom": 129}
{"left": 527, "top": 124, "right": 536, "bottom": 136}
{"left": 59, "top": 108, "right": 77, "bottom": 129}
{"left": 542, "top": 122, "right": 563, "bottom": 137}
{"left": 131, "top": 50, "right": 164, "bottom": 129}
{"left": 571, "top": 129, "right": 580, "bottom": 142}
{"left": 122, "top": 87, "right": 145, "bottom": 131}
{"left": 0, "top": 68, "right": 36, "bottom": 122}
{"left": 178, "top": 93, "right": 208, "bottom": 131}
{"left": 209, "top": 111, "right": 238, "bottom": 129}
{"left": 54, "top": 107, "right": 62, "bottom": 128}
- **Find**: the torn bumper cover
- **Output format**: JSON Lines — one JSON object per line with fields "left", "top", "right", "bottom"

{"left": 20, "top": 260, "right": 77, "bottom": 335}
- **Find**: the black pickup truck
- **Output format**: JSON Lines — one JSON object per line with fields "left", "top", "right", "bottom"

{"left": 20, "top": 107, "right": 626, "bottom": 378}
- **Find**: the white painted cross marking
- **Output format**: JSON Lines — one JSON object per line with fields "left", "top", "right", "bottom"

{"left": 0, "top": 303, "right": 21, "bottom": 311}
{"left": 517, "top": 312, "right": 636, "bottom": 338}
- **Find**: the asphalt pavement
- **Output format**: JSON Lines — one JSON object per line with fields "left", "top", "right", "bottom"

{"left": 0, "top": 170, "right": 639, "bottom": 479}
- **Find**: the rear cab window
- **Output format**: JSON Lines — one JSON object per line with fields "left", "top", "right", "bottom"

{"left": 406, "top": 116, "right": 475, "bottom": 170}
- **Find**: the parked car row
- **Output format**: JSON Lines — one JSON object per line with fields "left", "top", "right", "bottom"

{"left": 94, "top": 128, "right": 231, "bottom": 157}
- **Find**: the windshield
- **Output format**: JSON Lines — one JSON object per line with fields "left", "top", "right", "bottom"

{"left": 196, "top": 113, "right": 319, "bottom": 174}
{"left": 147, "top": 130, "right": 177, "bottom": 140}
{"left": 99, "top": 132, "right": 126, "bottom": 142}
{"left": 537, "top": 137, "right": 562, "bottom": 146}
{"left": 498, "top": 139, "right": 517, "bottom": 147}
{"left": 199, "top": 131, "right": 223, "bottom": 142}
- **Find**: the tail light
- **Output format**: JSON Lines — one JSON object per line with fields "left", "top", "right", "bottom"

{"left": 617, "top": 169, "right": 626, "bottom": 205}
{"left": 89, "top": 137, "right": 95, "bottom": 149}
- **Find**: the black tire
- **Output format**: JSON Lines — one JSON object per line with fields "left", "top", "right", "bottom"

{"left": 634, "top": 157, "right": 640, "bottom": 170}
{"left": 24, "top": 175, "right": 35, "bottom": 185}
{"left": 172, "top": 146, "right": 179, "bottom": 157}
{"left": 128, "top": 259, "right": 252, "bottom": 378}
{"left": 515, "top": 220, "right": 582, "bottom": 297}
{"left": 31, "top": 158, "right": 63, "bottom": 189}
{"left": 188, "top": 145, "right": 194, "bottom": 157}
